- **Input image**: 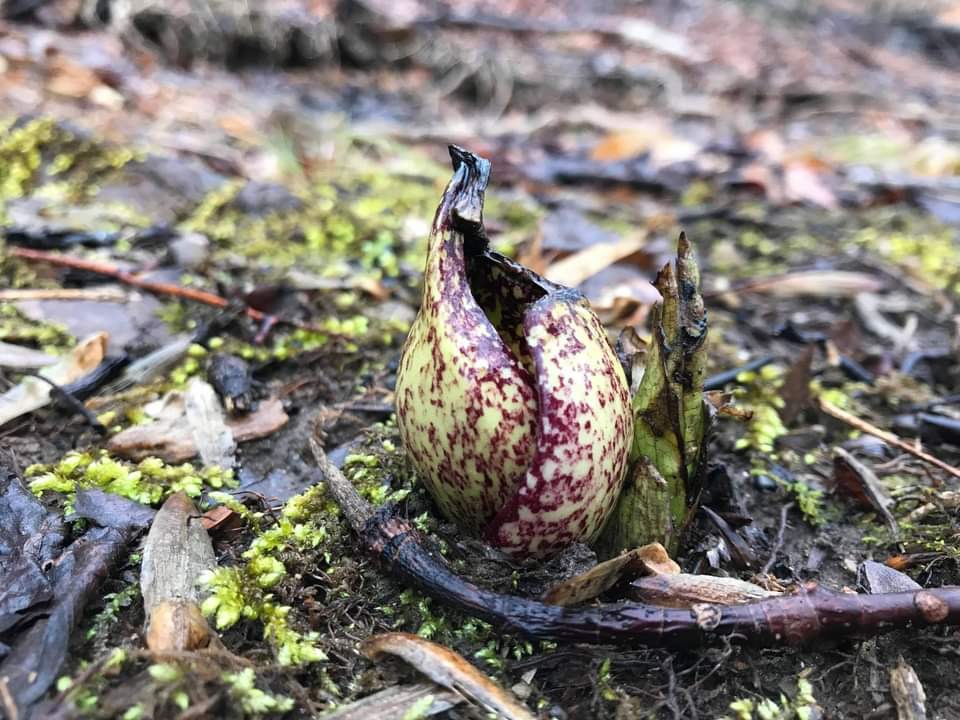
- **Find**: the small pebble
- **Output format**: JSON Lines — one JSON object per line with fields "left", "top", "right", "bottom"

{"left": 753, "top": 474, "right": 777, "bottom": 491}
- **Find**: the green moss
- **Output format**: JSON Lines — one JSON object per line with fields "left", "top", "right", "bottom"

{"left": 0, "top": 117, "right": 62, "bottom": 212}
{"left": 177, "top": 144, "right": 537, "bottom": 289}
{"left": 733, "top": 365, "right": 788, "bottom": 456}
{"left": 0, "top": 116, "right": 138, "bottom": 222}
{"left": 55, "top": 648, "right": 128, "bottom": 716}
{"left": 0, "top": 302, "right": 75, "bottom": 352}
{"left": 85, "top": 583, "right": 140, "bottom": 642}
{"left": 783, "top": 479, "right": 825, "bottom": 526}
{"left": 200, "top": 481, "right": 331, "bottom": 666}
{"left": 222, "top": 668, "right": 295, "bottom": 716}
{"left": 26, "top": 451, "right": 235, "bottom": 512}
{"left": 852, "top": 214, "right": 960, "bottom": 295}
{"left": 723, "top": 677, "right": 821, "bottom": 720}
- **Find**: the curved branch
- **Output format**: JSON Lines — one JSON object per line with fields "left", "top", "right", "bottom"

{"left": 310, "top": 439, "right": 960, "bottom": 648}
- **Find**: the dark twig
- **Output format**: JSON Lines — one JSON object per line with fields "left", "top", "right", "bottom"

{"left": 24, "top": 372, "right": 107, "bottom": 435}
{"left": 703, "top": 356, "right": 776, "bottom": 391}
{"left": 310, "top": 440, "right": 960, "bottom": 648}
{"left": 762, "top": 502, "right": 794, "bottom": 576}
{"left": 61, "top": 355, "right": 130, "bottom": 400}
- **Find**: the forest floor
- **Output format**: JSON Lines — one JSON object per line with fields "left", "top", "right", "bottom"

{"left": 3, "top": 1, "right": 960, "bottom": 718}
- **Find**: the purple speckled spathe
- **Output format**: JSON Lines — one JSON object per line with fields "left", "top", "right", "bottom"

{"left": 395, "top": 146, "right": 633, "bottom": 557}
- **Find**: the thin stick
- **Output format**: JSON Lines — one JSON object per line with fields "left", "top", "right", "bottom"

{"left": 0, "top": 288, "right": 128, "bottom": 302}
{"left": 0, "top": 678, "right": 18, "bottom": 720}
{"left": 309, "top": 439, "right": 960, "bottom": 648}
{"left": 818, "top": 396, "right": 960, "bottom": 480}
{"left": 24, "top": 371, "right": 107, "bottom": 435}
{"left": 8, "top": 247, "right": 326, "bottom": 334}
{"left": 762, "top": 502, "right": 793, "bottom": 576}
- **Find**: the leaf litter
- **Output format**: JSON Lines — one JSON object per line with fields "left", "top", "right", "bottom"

{"left": 3, "top": 1, "right": 960, "bottom": 718}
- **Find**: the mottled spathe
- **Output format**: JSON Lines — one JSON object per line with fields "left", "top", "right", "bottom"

{"left": 396, "top": 147, "right": 633, "bottom": 557}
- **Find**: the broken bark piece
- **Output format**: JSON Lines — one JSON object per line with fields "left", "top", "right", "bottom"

{"left": 542, "top": 543, "right": 679, "bottom": 606}
{"left": 140, "top": 493, "right": 217, "bottom": 652}
{"left": 226, "top": 398, "right": 288, "bottom": 443}
{"left": 0, "top": 332, "right": 107, "bottom": 428}
{"left": 629, "top": 573, "right": 781, "bottom": 608}
{"left": 362, "top": 633, "right": 535, "bottom": 720}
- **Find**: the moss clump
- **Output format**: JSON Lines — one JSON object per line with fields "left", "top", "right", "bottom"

{"left": 852, "top": 215, "right": 960, "bottom": 296}
{"left": 201, "top": 482, "right": 332, "bottom": 666}
{"left": 0, "top": 302, "right": 75, "bottom": 353}
{"left": 784, "top": 479, "right": 825, "bottom": 526}
{"left": 198, "top": 426, "right": 420, "bottom": 666}
{"left": 178, "top": 143, "right": 538, "bottom": 289}
{"left": 733, "top": 365, "right": 789, "bottom": 456}
{"left": 0, "top": 116, "right": 137, "bottom": 221}
{"left": 723, "top": 676, "right": 821, "bottom": 720}
{"left": 26, "top": 451, "right": 235, "bottom": 512}
{"left": 730, "top": 365, "right": 833, "bottom": 525}
{"left": 85, "top": 582, "right": 140, "bottom": 643}
{"left": 54, "top": 647, "right": 129, "bottom": 716}
{"left": 0, "top": 117, "right": 62, "bottom": 212}
{"left": 222, "top": 668, "right": 295, "bottom": 716}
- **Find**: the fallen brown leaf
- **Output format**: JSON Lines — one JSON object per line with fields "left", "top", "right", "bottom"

{"left": 542, "top": 543, "right": 679, "bottom": 606}
{"left": 108, "top": 397, "right": 288, "bottom": 462}
{"left": 783, "top": 158, "right": 838, "bottom": 209}
{"left": 544, "top": 233, "right": 649, "bottom": 289}
{"left": 832, "top": 448, "right": 898, "bottom": 537}
{"left": 362, "top": 633, "right": 535, "bottom": 720}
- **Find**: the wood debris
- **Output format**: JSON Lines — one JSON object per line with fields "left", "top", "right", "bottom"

{"left": 140, "top": 493, "right": 217, "bottom": 652}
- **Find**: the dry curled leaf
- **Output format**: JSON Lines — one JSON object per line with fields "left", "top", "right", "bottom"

{"left": 543, "top": 543, "right": 679, "bottom": 606}
{"left": 832, "top": 448, "right": 898, "bottom": 537}
{"left": 362, "top": 633, "right": 536, "bottom": 720}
